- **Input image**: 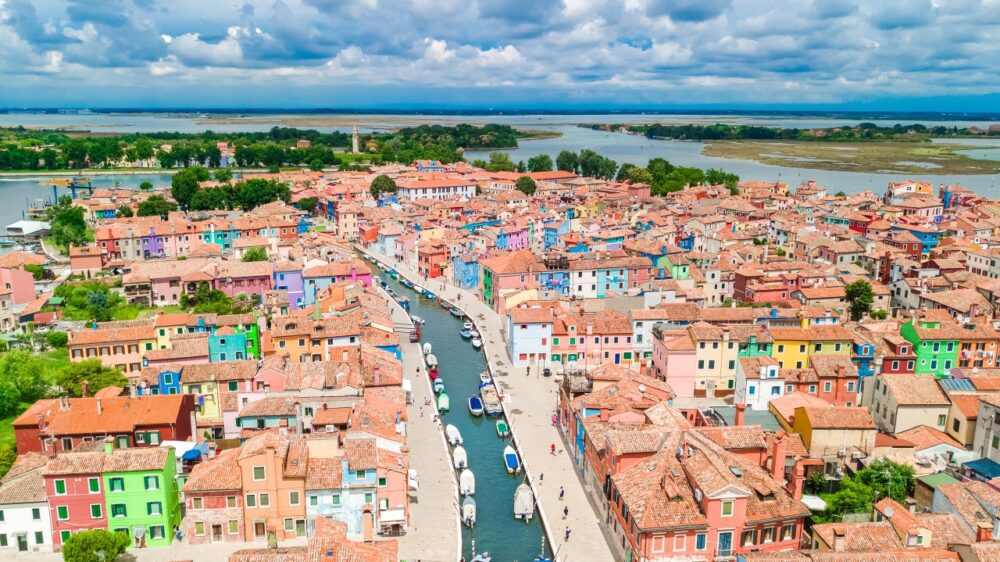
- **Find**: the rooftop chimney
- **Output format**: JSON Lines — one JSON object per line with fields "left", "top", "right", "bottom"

{"left": 832, "top": 529, "right": 846, "bottom": 552}
{"left": 734, "top": 403, "right": 746, "bottom": 426}
{"left": 792, "top": 456, "right": 805, "bottom": 500}
{"left": 771, "top": 433, "right": 787, "bottom": 483}
{"left": 81, "top": 380, "right": 89, "bottom": 398}
{"left": 96, "top": 398, "right": 102, "bottom": 416}
{"left": 976, "top": 522, "right": 993, "bottom": 543}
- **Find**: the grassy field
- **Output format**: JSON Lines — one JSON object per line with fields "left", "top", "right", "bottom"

{"left": 703, "top": 140, "right": 1000, "bottom": 175}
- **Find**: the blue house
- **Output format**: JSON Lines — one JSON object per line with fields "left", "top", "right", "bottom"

{"left": 459, "top": 219, "right": 501, "bottom": 234}
{"left": 852, "top": 340, "right": 876, "bottom": 381}
{"left": 297, "top": 213, "right": 312, "bottom": 235}
{"left": 677, "top": 231, "right": 695, "bottom": 251}
{"left": 209, "top": 327, "right": 249, "bottom": 362}
{"left": 137, "top": 366, "right": 183, "bottom": 396}
{"left": 891, "top": 225, "right": 940, "bottom": 254}
{"left": 452, "top": 254, "right": 480, "bottom": 290}
{"left": 539, "top": 269, "right": 570, "bottom": 296}
{"left": 543, "top": 219, "right": 570, "bottom": 249}
{"left": 414, "top": 160, "right": 446, "bottom": 172}
{"left": 597, "top": 266, "right": 628, "bottom": 298}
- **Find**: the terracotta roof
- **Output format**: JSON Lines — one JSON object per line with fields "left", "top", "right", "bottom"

{"left": 812, "top": 521, "right": 900, "bottom": 552}
{"left": 894, "top": 425, "right": 964, "bottom": 450}
{"left": 238, "top": 397, "right": 297, "bottom": 418}
{"left": 798, "top": 406, "right": 875, "bottom": 429}
{"left": 343, "top": 439, "right": 378, "bottom": 471}
{"left": 14, "top": 395, "right": 191, "bottom": 437}
{"left": 880, "top": 374, "right": 949, "bottom": 406}
{"left": 184, "top": 448, "right": 241, "bottom": 492}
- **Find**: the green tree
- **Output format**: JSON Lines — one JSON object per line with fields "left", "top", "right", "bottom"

{"left": 0, "top": 350, "right": 49, "bottom": 407}
{"left": 214, "top": 168, "right": 233, "bottom": 182}
{"left": 188, "top": 187, "right": 234, "bottom": 211}
{"left": 242, "top": 247, "right": 267, "bottom": 262}
{"left": 296, "top": 196, "right": 318, "bottom": 213}
{"left": 47, "top": 196, "right": 89, "bottom": 250}
{"left": 170, "top": 166, "right": 210, "bottom": 208}
{"left": 616, "top": 162, "right": 637, "bottom": 181}
{"left": 485, "top": 151, "right": 515, "bottom": 172}
{"left": 578, "top": 149, "right": 617, "bottom": 179}
{"left": 86, "top": 290, "right": 112, "bottom": 322}
{"left": 627, "top": 167, "right": 653, "bottom": 185}
{"left": 527, "top": 154, "right": 553, "bottom": 172}
{"left": 370, "top": 175, "right": 398, "bottom": 199}
{"left": 845, "top": 280, "right": 875, "bottom": 321}
{"left": 234, "top": 178, "right": 290, "bottom": 211}
{"left": 515, "top": 176, "right": 537, "bottom": 196}
{"left": 62, "top": 529, "right": 131, "bottom": 562}
{"left": 870, "top": 309, "right": 888, "bottom": 320}
{"left": 555, "top": 150, "right": 579, "bottom": 173}
{"left": 309, "top": 158, "right": 325, "bottom": 172}
{"left": 54, "top": 360, "right": 127, "bottom": 398}
{"left": 116, "top": 204, "right": 133, "bottom": 218}
{"left": 855, "top": 458, "right": 915, "bottom": 504}
{"left": 138, "top": 181, "right": 153, "bottom": 191}
{"left": 24, "top": 263, "right": 46, "bottom": 280}
{"left": 46, "top": 331, "right": 69, "bottom": 348}
{"left": 0, "top": 443, "right": 16, "bottom": 479}
{"left": 137, "top": 195, "right": 178, "bottom": 218}
{"left": 827, "top": 475, "right": 876, "bottom": 518}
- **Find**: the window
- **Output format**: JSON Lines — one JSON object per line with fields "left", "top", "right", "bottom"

{"left": 310, "top": 495, "right": 318, "bottom": 507}
{"left": 953, "top": 418, "right": 961, "bottom": 432}
{"left": 246, "top": 494, "right": 256, "bottom": 508}
{"left": 847, "top": 382, "right": 855, "bottom": 392}
{"left": 144, "top": 475, "right": 159, "bottom": 490}
{"left": 808, "top": 384, "right": 817, "bottom": 393}
{"left": 150, "top": 526, "right": 165, "bottom": 540}
{"left": 695, "top": 533, "right": 707, "bottom": 551}
{"left": 195, "top": 522, "right": 206, "bottom": 536}
{"left": 34, "top": 531, "right": 43, "bottom": 545}
{"left": 147, "top": 502, "right": 162, "bottom": 516}
{"left": 55, "top": 479, "right": 67, "bottom": 495}
{"left": 110, "top": 477, "right": 125, "bottom": 492}
{"left": 111, "top": 504, "right": 127, "bottom": 518}
{"left": 698, "top": 360, "right": 704, "bottom": 369}
{"left": 355, "top": 470, "right": 366, "bottom": 479}
{"left": 799, "top": 345, "right": 806, "bottom": 353}
{"left": 937, "top": 415, "right": 946, "bottom": 426}
{"left": 332, "top": 494, "right": 340, "bottom": 505}
{"left": 91, "top": 504, "right": 102, "bottom": 519}
{"left": 89, "top": 478, "right": 100, "bottom": 493}
{"left": 364, "top": 492, "right": 373, "bottom": 503}
{"left": 378, "top": 477, "right": 387, "bottom": 487}
{"left": 229, "top": 520, "right": 239, "bottom": 534}
{"left": 289, "top": 491, "right": 300, "bottom": 506}
{"left": 259, "top": 493, "right": 270, "bottom": 507}
{"left": 814, "top": 343, "right": 822, "bottom": 352}
{"left": 782, "top": 524, "right": 795, "bottom": 540}
{"left": 60, "top": 531, "right": 71, "bottom": 545}
{"left": 228, "top": 381, "right": 239, "bottom": 391}
{"left": 227, "top": 496, "right": 237, "bottom": 508}
{"left": 777, "top": 344, "right": 785, "bottom": 353}
{"left": 742, "top": 529, "right": 758, "bottom": 546}
{"left": 0, "top": 535, "right": 6, "bottom": 547}
{"left": 762, "top": 527, "right": 775, "bottom": 543}
{"left": 253, "top": 466, "right": 266, "bottom": 481}
{"left": 192, "top": 497, "right": 203, "bottom": 509}
{"left": 749, "top": 385, "right": 756, "bottom": 395}
{"left": 721, "top": 501, "right": 733, "bottom": 517}
{"left": 284, "top": 518, "right": 294, "bottom": 532}
{"left": 823, "top": 382, "right": 832, "bottom": 392}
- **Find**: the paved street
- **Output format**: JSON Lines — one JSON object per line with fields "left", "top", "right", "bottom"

{"left": 362, "top": 249, "right": 616, "bottom": 562}
{"left": 384, "top": 286, "right": 461, "bottom": 562}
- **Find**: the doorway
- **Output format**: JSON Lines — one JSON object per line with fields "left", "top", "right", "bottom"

{"left": 254, "top": 521, "right": 266, "bottom": 539}
{"left": 212, "top": 524, "right": 223, "bottom": 542}
{"left": 16, "top": 534, "right": 27, "bottom": 552}
{"left": 718, "top": 531, "right": 733, "bottom": 557}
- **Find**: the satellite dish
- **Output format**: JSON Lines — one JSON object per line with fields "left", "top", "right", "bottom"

{"left": 885, "top": 506, "right": 895, "bottom": 518}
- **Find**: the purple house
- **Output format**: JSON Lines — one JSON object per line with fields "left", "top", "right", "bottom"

{"left": 274, "top": 261, "right": 305, "bottom": 310}
{"left": 141, "top": 227, "right": 165, "bottom": 259}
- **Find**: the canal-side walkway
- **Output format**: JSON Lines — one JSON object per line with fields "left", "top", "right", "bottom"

{"left": 361, "top": 248, "right": 616, "bottom": 562}
{"left": 383, "top": 287, "right": 461, "bottom": 562}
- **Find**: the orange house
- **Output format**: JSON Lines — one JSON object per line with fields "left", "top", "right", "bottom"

{"left": 237, "top": 433, "right": 307, "bottom": 542}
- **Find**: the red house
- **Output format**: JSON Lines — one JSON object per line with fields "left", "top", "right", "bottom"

{"left": 13, "top": 394, "right": 196, "bottom": 454}
{"left": 44, "top": 451, "right": 108, "bottom": 549}
{"left": 417, "top": 242, "right": 448, "bottom": 279}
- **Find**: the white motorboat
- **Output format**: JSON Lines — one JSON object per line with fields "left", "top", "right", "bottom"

{"left": 460, "top": 468, "right": 476, "bottom": 496}
{"left": 480, "top": 371, "right": 492, "bottom": 384}
{"left": 422, "top": 342, "right": 432, "bottom": 355}
{"left": 513, "top": 481, "right": 534, "bottom": 521}
{"left": 446, "top": 424, "right": 463, "bottom": 446}
{"left": 471, "top": 338, "right": 483, "bottom": 349}
{"left": 426, "top": 354, "right": 438, "bottom": 367}
{"left": 453, "top": 446, "right": 468, "bottom": 469}
{"left": 412, "top": 315, "right": 425, "bottom": 325}
{"left": 462, "top": 496, "right": 477, "bottom": 528}
{"left": 463, "top": 321, "right": 474, "bottom": 331}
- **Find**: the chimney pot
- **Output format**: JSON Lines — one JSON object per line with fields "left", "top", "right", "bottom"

{"left": 734, "top": 403, "right": 746, "bottom": 426}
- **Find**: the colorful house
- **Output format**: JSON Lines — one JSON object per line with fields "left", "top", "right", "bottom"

{"left": 101, "top": 445, "right": 180, "bottom": 547}
{"left": 209, "top": 327, "right": 249, "bottom": 362}
{"left": 0, "top": 454, "right": 53, "bottom": 553}
{"left": 274, "top": 262, "right": 305, "bottom": 310}
{"left": 182, "top": 449, "right": 244, "bottom": 544}
{"left": 900, "top": 313, "right": 959, "bottom": 377}
{"left": 44, "top": 451, "right": 107, "bottom": 551}
{"left": 237, "top": 434, "right": 307, "bottom": 542}
{"left": 769, "top": 325, "right": 853, "bottom": 370}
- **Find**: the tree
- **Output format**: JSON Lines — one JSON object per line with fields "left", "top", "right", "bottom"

{"left": 296, "top": 196, "right": 318, "bottom": 213}
{"left": 855, "top": 458, "right": 915, "bottom": 504}
{"left": 54, "top": 360, "right": 127, "bottom": 398}
{"left": 138, "top": 181, "right": 153, "bottom": 191}
{"left": 62, "top": 529, "right": 131, "bottom": 562}
{"left": 115, "top": 204, "right": 133, "bottom": 218}
{"left": 242, "top": 247, "right": 267, "bottom": 262}
{"left": 214, "top": 168, "right": 233, "bottom": 183}
{"left": 845, "top": 280, "right": 874, "bottom": 321}
{"left": 870, "top": 309, "right": 888, "bottom": 320}
{"left": 170, "top": 166, "right": 210, "bottom": 208}
{"left": 0, "top": 443, "right": 15, "bottom": 479}
{"left": 616, "top": 162, "right": 637, "bottom": 181}
{"left": 0, "top": 350, "right": 49, "bottom": 410}
{"left": 309, "top": 158, "right": 325, "bottom": 172}
{"left": 515, "top": 176, "right": 537, "bottom": 196}
{"left": 46, "top": 331, "right": 69, "bottom": 348}
{"left": 137, "top": 195, "right": 178, "bottom": 218}
{"left": 47, "top": 195, "right": 89, "bottom": 250}
{"left": 555, "top": 150, "right": 579, "bottom": 173}
{"left": 578, "top": 149, "right": 617, "bottom": 179}
{"left": 24, "top": 263, "right": 46, "bottom": 280}
{"left": 234, "top": 179, "right": 290, "bottom": 211}
{"left": 485, "top": 151, "right": 515, "bottom": 172}
{"left": 627, "top": 167, "right": 653, "bottom": 185}
{"left": 370, "top": 175, "right": 397, "bottom": 199}
{"left": 835, "top": 191, "right": 846, "bottom": 197}
{"left": 527, "top": 154, "right": 553, "bottom": 172}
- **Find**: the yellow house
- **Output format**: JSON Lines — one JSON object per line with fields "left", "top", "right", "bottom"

{"left": 178, "top": 364, "right": 223, "bottom": 421}
{"left": 154, "top": 313, "right": 191, "bottom": 349}
{"left": 769, "top": 325, "right": 852, "bottom": 369}
{"left": 418, "top": 226, "right": 446, "bottom": 242}
{"left": 269, "top": 315, "right": 362, "bottom": 363}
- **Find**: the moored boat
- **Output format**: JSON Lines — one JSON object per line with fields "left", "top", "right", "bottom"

{"left": 468, "top": 395, "right": 484, "bottom": 416}
{"left": 471, "top": 338, "right": 483, "bottom": 349}
{"left": 450, "top": 306, "right": 464, "bottom": 317}
{"left": 463, "top": 321, "right": 474, "bottom": 331}
{"left": 401, "top": 278, "right": 414, "bottom": 289}
{"left": 426, "top": 354, "right": 438, "bottom": 367}
{"left": 513, "top": 481, "right": 534, "bottom": 521}
{"left": 413, "top": 315, "right": 426, "bottom": 326}
{"left": 460, "top": 329, "right": 473, "bottom": 339}
{"left": 480, "top": 382, "right": 502, "bottom": 416}
{"left": 422, "top": 342, "right": 432, "bottom": 355}
{"left": 437, "top": 392, "right": 450, "bottom": 412}
{"left": 503, "top": 445, "right": 521, "bottom": 474}
{"left": 495, "top": 419, "right": 510, "bottom": 438}
{"left": 462, "top": 496, "right": 477, "bottom": 528}
{"left": 460, "top": 468, "right": 475, "bottom": 496}
{"left": 424, "top": 289, "right": 436, "bottom": 300}
{"left": 453, "top": 446, "right": 468, "bottom": 469}
{"left": 428, "top": 366, "right": 439, "bottom": 380}
{"left": 389, "top": 269, "right": 399, "bottom": 279}
{"left": 434, "top": 378, "right": 445, "bottom": 394}
{"left": 480, "top": 371, "right": 491, "bottom": 384}
{"left": 446, "top": 424, "right": 463, "bottom": 446}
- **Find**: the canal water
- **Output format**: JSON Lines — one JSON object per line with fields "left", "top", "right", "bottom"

{"left": 379, "top": 273, "right": 548, "bottom": 562}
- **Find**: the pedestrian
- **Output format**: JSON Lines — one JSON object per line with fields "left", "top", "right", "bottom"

{"left": 419, "top": 407, "right": 424, "bottom": 417}
{"left": 527, "top": 366, "right": 531, "bottom": 377}
{"left": 559, "top": 486, "right": 564, "bottom": 500}
{"left": 551, "top": 443, "right": 556, "bottom": 455}
{"left": 563, "top": 506, "right": 569, "bottom": 519}
{"left": 539, "top": 473, "right": 543, "bottom": 483}
{"left": 565, "top": 527, "right": 571, "bottom": 541}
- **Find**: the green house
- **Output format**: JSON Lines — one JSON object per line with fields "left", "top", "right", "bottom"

{"left": 738, "top": 333, "right": 773, "bottom": 358}
{"left": 900, "top": 316, "right": 958, "bottom": 378}
{"left": 663, "top": 255, "right": 689, "bottom": 281}
{"left": 102, "top": 444, "right": 180, "bottom": 547}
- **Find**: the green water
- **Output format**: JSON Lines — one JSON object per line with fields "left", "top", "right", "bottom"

{"left": 381, "top": 273, "right": 548, "bottom": 562}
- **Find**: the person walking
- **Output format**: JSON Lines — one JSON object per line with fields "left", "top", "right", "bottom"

{"left": 550, "top": 443, "right": 556, "bottom": 455}
{"left": 565, "top": 527, "right": 571, "bottom": 541}
{"left": 539, "top": 473, "right": 544, "bottom": 483}
{"left": 559, "top": 486, "right": 565, "bottom": 501}
{"left": 563, "top": 505, "right": 569, "bottom": 519}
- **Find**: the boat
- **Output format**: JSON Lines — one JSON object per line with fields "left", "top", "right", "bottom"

{"left": 470, "top": 540, "right": 492, "bottom": 562}
{"left": 480, "top": 382, "right": 503, "bottom": 417}
{"left": 469, "top": 330, "right": 480, "bottom": 339}
{"left": 399, "top": 297, "right": 410, "bottom": 311}
{"left": 495, "top": 419, "right": 510, "bottom": 438}
{"left": 426, "top": 354, "right": 438, "bottom": 367}
{"left": 437, "top": 392, "right": 450, "bottom": 412}
{"left": 413, "top": 315, "right": 426, "bottom": 326}
{"left": 453, "top": 446, "right": 468, "bottom": 469}
{"left": 513, "top": 481, "right": 534, "bottom": 521}
{"left": 424, "top": 289, "right": 436, "bottom": 300}
{"left": 428, "top": 366, "right": 439, "bottom": 380}
{"left": 378, "top": 278, "right": 388, "bottom": 288}
{"left": 434, "top": 378, "right": 445, "bottom": 394}
{"left": 532, "top": 537, "right": 551, "bottom": 562}
{"left": 422, "top": 342, "right": 432, "bottom": 355}
{"left": 389, "top": 269, "right": 399, "bottom": 279}
{"left": 460, "top": 468, "right": 475, "bottom": 496}
{"left": 440, "top": 299, "right": 452, "bottom": 309}
{"left": 504, "top": 445, "right": 521, "bottom": 474}
{"left": 471, "top": 338, "right": 483, "bottom": 349}
{"left": 463, "top": 321, "right": 473, "bottom": 331}
{"left": 459, "top": 330, "right": 473, "bottom": 339}
{"left": 480, "top": 371, "right": 492, "bottom": 384}
{"left": 468, "top": 395, "right": 484, "bottom": 416}
{"left": 462, "top": 496, "right": 477, "bottom": 528}
{"left": 446, "top": 424, "right": 463, "bottom": 446}
{"left": 450, "top": 306, "right": 464, "bottom": 317}
{"left": 401, "top": 278, "right": 414, "bottom": 289}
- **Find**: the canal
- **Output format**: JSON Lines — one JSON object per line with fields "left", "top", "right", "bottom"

{"left": 379, "top": 272, "right": 548, "bottom": 562}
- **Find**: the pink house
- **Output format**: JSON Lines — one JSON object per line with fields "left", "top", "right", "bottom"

{"left": 376, "top": 449, "right": 410, "bottom": 536}
{"left": 211, "top": 262, "right": 273, "bottom": 298}
{"left": 0, "top": 266, "right": 36, "bottom": 304}
{"left": 652, "top": 329, "right": 698, "bottom": 398}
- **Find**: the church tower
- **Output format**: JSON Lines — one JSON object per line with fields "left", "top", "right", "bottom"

{"left": 352, "top": 124, "right": 360, "bottom": 154}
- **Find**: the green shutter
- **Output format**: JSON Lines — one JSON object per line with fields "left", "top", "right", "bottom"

{"left": 57, "top": 506, "right": 68, "bottom": 520}
{"left": 55, "top": 480, "right": 66, "bottom": 494}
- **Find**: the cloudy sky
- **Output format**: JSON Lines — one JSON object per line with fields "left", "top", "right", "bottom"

{"left": 0, "top": 0, "right": 998, "bottom": 110}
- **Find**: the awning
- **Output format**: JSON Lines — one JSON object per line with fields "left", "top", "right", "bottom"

{"left": 379, "top": 509, "right": 406, "bottom": 525}
{"left": 964, "top": 457, "right": 1000, "bottom": 479}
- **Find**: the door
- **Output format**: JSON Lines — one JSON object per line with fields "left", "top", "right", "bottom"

{"left": 718, "top": 531, "right": 733, "bottom": 557}
{"left": 614, "top": 353, "right": 621, "bottom": 364}
{"left": 16, "top": 534, "right": 27, "bottom": 552}
{"left": 211, "top": 525, "right": 223, "bottom": 542}
{"left": 254, "top": 521, "right": 266, "bottom": 539}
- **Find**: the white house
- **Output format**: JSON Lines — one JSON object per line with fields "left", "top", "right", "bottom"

{"left": 506, "top": 306, "right": 555, "bottom": 367}
{"left": 395, "top": 178, "right": 476, "bottom": 201}
{"left": 735, "top": 356, "right": 784, "bottom": 411}
{"left": 0, "top": 454, "right": 53, "bottom": 554}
